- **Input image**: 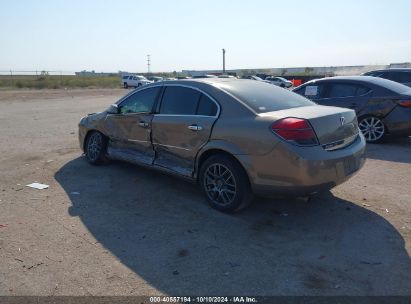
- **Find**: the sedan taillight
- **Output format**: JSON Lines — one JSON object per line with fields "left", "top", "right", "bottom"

{"left": 397, "top": 100, "right": 411, "bottom": 108}
{"left": 271, "top": 117, "right": 319, "bottom": 146}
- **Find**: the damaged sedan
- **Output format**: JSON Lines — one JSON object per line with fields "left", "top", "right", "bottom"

{"left": 79, "top": 79, "right": 366, "bottom": 212}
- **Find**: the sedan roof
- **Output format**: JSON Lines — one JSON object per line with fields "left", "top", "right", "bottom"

{"left": 364, "top": 68, "right": 411, "bottom": 73}
{"left": 156, "top": 78, "right": 315, "bottom": 114}
{"left": 303, "top": 76, "right": 411, "bottom": 94}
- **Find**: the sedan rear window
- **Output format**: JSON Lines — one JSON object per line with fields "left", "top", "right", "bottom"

{"left": 197, "top": 94, "right": 218, "bottom": 116}
{"left": 369, "top": 76, "right": 411, "bottom": 94}
{"left": 216, "top": 80, "right": 314, "bottom": 113}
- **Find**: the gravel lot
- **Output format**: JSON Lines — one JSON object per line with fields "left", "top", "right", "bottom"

{"left": 0, "top": 89, "right": 410, "bottom": 296}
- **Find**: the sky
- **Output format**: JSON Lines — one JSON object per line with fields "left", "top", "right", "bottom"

{"left": 1, "top": 0, "right": 411, "bottom": 73}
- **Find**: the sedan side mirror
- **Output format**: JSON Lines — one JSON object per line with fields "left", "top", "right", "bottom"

{"left": 107, "top": 104, "right": 120, "bottom": 114}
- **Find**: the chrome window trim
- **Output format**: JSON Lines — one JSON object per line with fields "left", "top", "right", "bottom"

{"left": 117, "top": 84, "right": 164, "bottom": 106}
{"left": 118, "top": 112, "right": 151, "bottom": 116}
{"left": 157, "top": 84, "right": 221, "bottom": 118}
{"left": 154, "top": 114, "right": 217, "bottom": 118}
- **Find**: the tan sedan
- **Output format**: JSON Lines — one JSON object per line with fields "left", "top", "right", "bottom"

{"left": 79, "top": 79, "right": 366, "bottom": 212}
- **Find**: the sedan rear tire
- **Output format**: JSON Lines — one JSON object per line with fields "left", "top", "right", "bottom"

{"left": 199, "top": 154, "right": 253, "bottom": 212}
{"left": 85, "top": 131, "right": 108, "bottom": 165}
{"left": 358, "top": 116, "right": 385, "bottom": 143}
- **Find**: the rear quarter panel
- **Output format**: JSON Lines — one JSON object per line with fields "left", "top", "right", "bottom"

{"left": 357, "top": 97, "right": 397, "bottom": 118}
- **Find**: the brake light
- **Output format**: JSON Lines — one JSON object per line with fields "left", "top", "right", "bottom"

{"left": 397, "top": 100, "right": 411, "bottom": 108}
{"left": 271, "top": 117, "right": 318, "bottom": 146}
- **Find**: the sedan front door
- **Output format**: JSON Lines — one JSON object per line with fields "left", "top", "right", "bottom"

{"left": 104, "top": 86, "right": 162, "bottom": 165}
{"left": 151, "top": 85, "right": 219, "bottom": 177}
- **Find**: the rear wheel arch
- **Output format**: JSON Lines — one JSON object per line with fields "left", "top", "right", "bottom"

{"left": 196, "top": 148, "right": 251, "bottom": 184}
{"left": 197, "top": 149, "right": 253, "bottom": 212}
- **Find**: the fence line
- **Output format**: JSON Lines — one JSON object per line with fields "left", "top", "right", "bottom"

{"left": 0, "top": 70, "right": 78, "bottom": 76}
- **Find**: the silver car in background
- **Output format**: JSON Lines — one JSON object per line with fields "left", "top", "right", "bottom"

{"left": 265, "top": 76, "right": 293, "bottom": 88}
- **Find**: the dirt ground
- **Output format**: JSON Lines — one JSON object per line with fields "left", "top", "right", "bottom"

{"left": 0, "top": 89, "right": 410, "bottom": 296}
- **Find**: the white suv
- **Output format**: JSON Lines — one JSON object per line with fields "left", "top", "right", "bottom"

{"left": 121, "top": 75, "right": 152, "bottom": 88}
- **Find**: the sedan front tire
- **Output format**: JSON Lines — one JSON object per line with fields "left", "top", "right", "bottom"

{"left": 85, "top": 131, "right": 108, "bottom": 164}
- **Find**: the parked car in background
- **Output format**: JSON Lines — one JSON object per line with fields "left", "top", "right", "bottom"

{"left": 265, "top": 76, "right": 293, "bottom": 88}
{"left": 147, "top": 76, "right": 164, "bottom": 82}
{"left": 363, "top": 69, "right": 411, "bottom": 87}
{"left": 293, "top": 76, "right": 411, "bottom": 143}
{"left": 79, "top": 79, "right": 365, "bottom": 212}
{"left": 121, "top": 75, "right": 152, "bottom": 88}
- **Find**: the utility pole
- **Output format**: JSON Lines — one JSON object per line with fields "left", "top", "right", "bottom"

{"left": 147, "top": 54, "right": 151, "bottom": 74}
{"left": 222, "top": 48, "right": 226, "bottom": 74}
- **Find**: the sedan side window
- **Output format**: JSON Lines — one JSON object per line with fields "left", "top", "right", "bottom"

{"left": 302, "top": 84, "right": 325, "bottom": 99}
{"left": 356, "top": 85, "right": 371, "bottom": 96}
{"left": 388, "top": 72, "right": 405, "bottom": 83}
{"left": 197, "top": 94, "right": 218, "bottom": 116}
{"left": 119, "top": 87, "right": 161, "bottom": 114}
{"left": 328, "top": 83, "right": 370, "bottom": 98}
{"left": 328, "top": 84, "right": 358, "bottom": 98}
{"left": 399, "top": 72, "right": 411, "bottom": 83}
{"left": 378, "top": 72, "right": 392, "bottom": 80}
{"left": 160, "top": 86, "right": 201, "bottom": 115}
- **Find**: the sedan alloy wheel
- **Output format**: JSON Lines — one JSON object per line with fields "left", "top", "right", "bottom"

{"left": 199, "top": 154, "right": 253, "bottom": 212}
{"left": 359, "top": 116, "right": 385, "bottom": 143}
{"left": 204, "top": 163, "right": 237, "bottom": 206}
{"left": 85, "top": 131, "right": 107, "bottom": 164}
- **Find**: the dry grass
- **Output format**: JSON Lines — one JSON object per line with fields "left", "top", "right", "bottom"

{"left": 0, "top": 75, "right": 121, "bottom": 89}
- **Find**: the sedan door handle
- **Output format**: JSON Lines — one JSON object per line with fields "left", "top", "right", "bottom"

{"left": 138, "top": 121, "right": 149, "bottom": 128}
{"left": 188, "top": 124, "right": 203, "bottom": 131}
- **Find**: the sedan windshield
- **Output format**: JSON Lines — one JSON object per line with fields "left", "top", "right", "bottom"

{"left": 216, "top": 80, "right": 315, "bottom": 113}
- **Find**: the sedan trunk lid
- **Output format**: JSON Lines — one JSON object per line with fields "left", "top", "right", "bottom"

{"left": 260, "top": 105, "right": 359, "bottom": 150}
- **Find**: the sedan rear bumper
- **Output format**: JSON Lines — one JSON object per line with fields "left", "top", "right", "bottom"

{"left": 236, "top": 134, "right": 366, "bottom": 197}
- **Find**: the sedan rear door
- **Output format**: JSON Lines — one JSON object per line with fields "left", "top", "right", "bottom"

{"left": 313, "top": 82, "right": 371, "bottom": 112}
{"left": 151, "top": 85, "right": 219, "bottom": 177}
